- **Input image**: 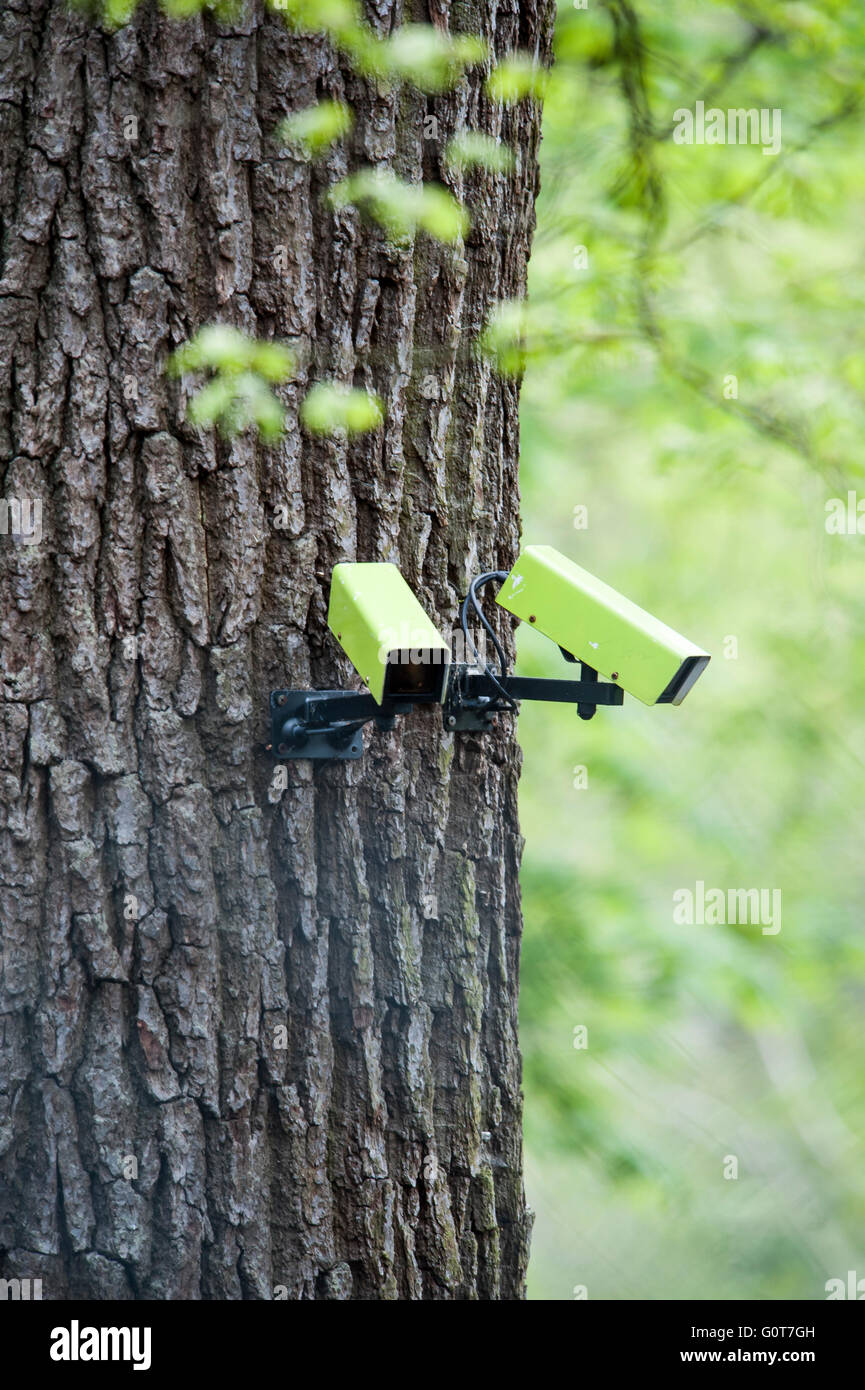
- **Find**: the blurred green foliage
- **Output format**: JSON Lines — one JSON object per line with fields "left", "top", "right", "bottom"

{"left": 445, "top": 131, "right": 517, "bottom": 174}
{"left": 485, "top": 52, "right": 549, "bottom": 103}
{"left": 328, "top": 170, "right": 470, "bottom": 244}
{"left": 517, "top": 0, "right": 865, "bottom": 1300}
{"left": 300, "top": 382, "right": 384, "bottom": 436}
{"left": 277, "top": 100, "right": 354, "bottom": 158}
{"left": 168, "top": 327, "right": 384, "bottom": 442}
{"left": 132, "top": 0, "right": 515, "bottom": 440}
{"left": 168, "top": 326, "right": 295, "bottom": 440}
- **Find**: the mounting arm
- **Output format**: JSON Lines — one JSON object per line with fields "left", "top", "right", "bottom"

{"left": 269, "top": 664, "right": 623, "bottom": 761}
{"left": 442, "top": 662, "right": 623, "bottom": 730}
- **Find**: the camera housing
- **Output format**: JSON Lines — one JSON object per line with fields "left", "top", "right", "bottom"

{"left": 327, "top": 562, "right": 450, "bottom": 705}
{"left": 496, "top": 545, "right": 710, "bottom": 706}
{"left": 270, "top": 553, "right": 710, "bottom": 761}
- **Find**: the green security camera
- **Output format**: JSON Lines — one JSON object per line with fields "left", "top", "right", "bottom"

{"left": 326, "top": 562, "right": 451, "bottom": 705}
{"left": 269, "top": 551, "right": 708, "bottom": 760}
{"left": 495, "top": 544, "right": 710, "bottom": 705}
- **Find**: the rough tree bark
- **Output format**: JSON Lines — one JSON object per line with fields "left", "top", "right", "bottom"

{"left": 0, "top": 0, "right": 553, "bottom": 1300}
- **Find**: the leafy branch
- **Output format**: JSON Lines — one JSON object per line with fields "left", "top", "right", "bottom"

{"left": 167, "top": 327, "right": 383, "bottom": 443}
{"left": 72, "top": 0, "right": 550, "bottom": 442}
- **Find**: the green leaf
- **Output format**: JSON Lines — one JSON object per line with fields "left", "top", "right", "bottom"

{"left": 161, "top": 0, "right": 240, "bottom": 17}
{"left": 168, "top": 326, "right": 295, "bottom": 379}
{"left": 160, "top": 0, "right": 206, "bottom": 15}
{"left": 479, "top": 299, "right": 530, "bottom": 377}
{"left": 329, "top": 169, "right": 469, "bottom": 244}
{"left": 277, "top": 100, "right": 354, "bottom": 157}
{"left": 188, "top": 372, "right": 287, "bottom": 440}
{"left": 267, "top": 0, "right": 367, "bottom": 49}
{"left": 68, "top": 0, "right": 138, "bottom": 27}
{"left": 186, "top": 376, "right": 232, "bottom": 425}
{"left": 105, "top": 0, "right": 138, "bottom": 22}
{"left": 300, "top": 383, "right": 384, "bottom": 436}
{"left": 168, "top": 327, "right": 295, "bottom": 442}
{"left": 485, "top": 53, "right": 548, "bottom": 104}
{"left": 249, "top": 340, "right": 297, "bottom": 383}
{"left": 414, "top": 184, "right": 471, "bottom": 241}
{"left": 445, "top": 131, "right": 516, "bottom": 173}
{"left": 376, "top": 24, "right": 488, "bottom": 92}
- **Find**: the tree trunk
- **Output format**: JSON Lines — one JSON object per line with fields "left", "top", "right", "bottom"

{"left": 0, "top": 0, "right": 552, "bottom": 1300}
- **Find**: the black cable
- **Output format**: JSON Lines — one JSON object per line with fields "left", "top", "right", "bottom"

{"left": 460, "top": 570, "right": 518, "bottom": 710}
{"left": 470, "top": 572, "right": 510, "bottom": 676}
{"left": 461, "top": 571, "right": 509, "bottom": 673}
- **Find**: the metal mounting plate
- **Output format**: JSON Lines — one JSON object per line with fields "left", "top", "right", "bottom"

{"left": 270, "top": 690, "right": 364, "bottom": 760}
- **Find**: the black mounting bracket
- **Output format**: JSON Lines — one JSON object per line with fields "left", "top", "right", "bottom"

{"left": 269, "top": 689, "right": 415, "bottom": 761}
{"left": 441, "top": 662, "right": 623, "bottom": 731}
{"left": 269, "top": 663, "right": 623, "bottom": 761}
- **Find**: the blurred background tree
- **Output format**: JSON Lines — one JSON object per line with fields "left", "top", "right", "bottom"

{"left": 515, "top": 0, "right": 865, "bottom": 1300}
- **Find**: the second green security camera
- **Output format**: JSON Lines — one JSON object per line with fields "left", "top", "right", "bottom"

{"left": 496, "top": 545, "right": 710, "bottom": 705}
